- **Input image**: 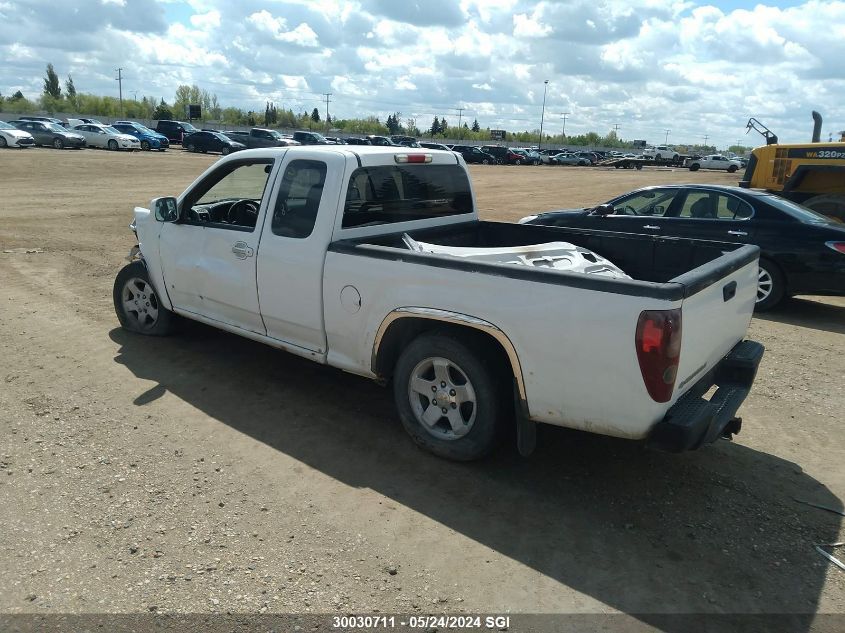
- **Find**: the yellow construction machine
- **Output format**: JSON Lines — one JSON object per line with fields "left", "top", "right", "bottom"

{"left": 739, "top": 112, "right": 845, "bottom": 221}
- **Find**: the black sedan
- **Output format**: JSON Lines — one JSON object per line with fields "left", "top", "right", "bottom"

{"left": 451, "top": 144, "right": 497, "bottom": 164}
{"left": 520, "top": 184, "right": 845, "bottom": 311}
{"left": 10, "top": 120, "right": 86, "bottom": 149}
{"left": 182, "top": 131, "right": 245, "bottom": 155}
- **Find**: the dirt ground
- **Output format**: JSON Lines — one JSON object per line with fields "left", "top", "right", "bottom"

{"left": 1, "top": 148, "right": 843, "bottom": 630}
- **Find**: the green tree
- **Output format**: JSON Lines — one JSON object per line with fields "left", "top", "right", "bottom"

{"left": 43, "top": 63, "right": 61, "bottom": 99}
{"left": 12, "top": 90, "right": 24, "bottom": 100}
{"left": 430, "top": 116, "right": 441, "bottom": 136}
{"left": 311, "top": 107, "right": 321, "bottom": 123}
{"left": 65, "top": 75, "right": 76, "bottom": 98}
{"left": 153, "top": 98, "right": 173, "bottom": 120}
{"left": 471, "top": 118, "right": 480, "bottom": 132}
{"left": 173, "top": 84, "right": 201, "bottom": 119}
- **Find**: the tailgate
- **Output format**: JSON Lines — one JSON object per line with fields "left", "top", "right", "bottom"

{"left": 671, "top": 245, "right": 759, "bottom": 401}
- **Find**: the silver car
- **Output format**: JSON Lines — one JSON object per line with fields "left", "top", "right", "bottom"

{"left": 552, "top": 153, "right": 590, "bottom": 166}
{"left": 73, "top": 123, "right": 140, "bottom": 151}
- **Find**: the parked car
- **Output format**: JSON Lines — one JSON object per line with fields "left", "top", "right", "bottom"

{"left": 223, "top": 128, "right": 298, "bottom": 149}
{"left": 344, "top": 137, "right": 371, "bottom": 145}
{"left": 451, "top": 144, "right": 496, "bottom": 164}
{"left": 538, "top": 148, "right": 566, "bottom": 164}
{"left": 10, "top": 120, "right": 86, "bottom": 149}
{"left": 182, "top": 130, "right": 245, "bottom": 155}
{"left": 293, "top": 130, "right": 333, "bottom": 145}
{"left": 0, "top": 120, "right": 36, "bottom": 148}
{"left": 573, "top": 151, "right": 599, "bottom": 164}
{"left": 18, "top": 115, "right": 64, "bottom": 125}
{"left": 111, "top": 121, "right": 169, "bottom": 151}
{"left": 512, "top": 148, "right": 541, "bottom": 165}
{"left": 397, "top": 139, "right": 422, "bottom": 148}
{"left": 552, "top": 153, "right": 590, "bottom": 166}
{"left": 155, "top": 120, "right": 199, "bottom": 144}
{"left": 419, "top": 142, "right": 452, "bottom": 152}
{"left": 115, "top": 146, "right": 763, "bottom": 461}
{"left": 325, "top": 137, "right": 347, "bottom": 144}
{"left": 643, "top": 145, "right": 681, "bottom": 161}
{"left": 365, "top": 135, "right": 399, "bottom": 146}
{"left": 72, "top": 123, "right": 140, "bottom": 151}
{"left": 390, "top": 135, "right": 418, "bottom": 145}
{"left": 519, "top": 184, "right": 845, "bottom": 310}
{"left": 480, "top": 145, "right": 524, "bottom": 164}
{"left": 688, "top": 155, "right": 743, "bottom": 173}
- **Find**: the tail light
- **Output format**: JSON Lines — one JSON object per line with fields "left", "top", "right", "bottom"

{"left": 395, "top": 153, "right": 432, "bottom": 163}
{"left": 825, "top": 241, "right": 845, "bottom": 254}
{"left": 635, "top": 309, "right": 682, "bottom": 402}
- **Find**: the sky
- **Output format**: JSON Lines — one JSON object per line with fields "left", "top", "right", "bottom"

{"left": 0, "top": 0, "right": 843, "bottom": 148}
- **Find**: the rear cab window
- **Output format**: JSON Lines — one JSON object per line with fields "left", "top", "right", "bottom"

{"left": 342, "top": 164, "right": 473, "bottom": 228}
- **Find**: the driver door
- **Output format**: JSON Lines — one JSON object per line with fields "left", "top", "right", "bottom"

{"left": 159, "top": 158, "right": 277, "bottom": 334}
{"left": 584, "top": 188, "right": 683, "bottom": 234}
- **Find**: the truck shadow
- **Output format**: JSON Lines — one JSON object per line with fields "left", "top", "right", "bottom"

{"left": 756, "top": 296, "right": 845, "bottom": 335}
{"left": 110, "top": 325, "right": 841, "bottom": 632}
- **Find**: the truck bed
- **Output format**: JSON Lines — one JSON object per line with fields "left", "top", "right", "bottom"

{"left": 330, "top": 220, "right": 760, "bottom": 300}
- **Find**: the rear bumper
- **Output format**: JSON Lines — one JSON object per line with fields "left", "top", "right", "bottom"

{"left": 647, "top": 340, "right": 764, "bottom": 452}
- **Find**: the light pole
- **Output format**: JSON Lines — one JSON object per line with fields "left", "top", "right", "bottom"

{"left": 538, "top": 79, "right": 549, "bottom": 150}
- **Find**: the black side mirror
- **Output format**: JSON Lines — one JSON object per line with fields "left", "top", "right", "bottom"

{"left": 154, "top": 197, "right": 179, "bottom": 222}
{"left": 593, "top": 204, "right": 615, "bottom": 216}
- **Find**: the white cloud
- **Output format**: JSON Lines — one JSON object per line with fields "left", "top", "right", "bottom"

{"left": 190, "top": 10, "right": 220, "bottom": 29}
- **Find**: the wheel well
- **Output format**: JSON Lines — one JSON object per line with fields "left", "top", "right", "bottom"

{"left": 374, "top": 318, "right": 518, "bottom": 396}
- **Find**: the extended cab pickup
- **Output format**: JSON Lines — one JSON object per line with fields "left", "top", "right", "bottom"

{"left": 115, "top": 147, "right": 764, "bottom": 460}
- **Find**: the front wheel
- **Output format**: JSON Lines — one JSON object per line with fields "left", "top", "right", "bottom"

{"left": 727, "top": 165, "right": 738, "bottom": 173}
{"left": 141, "top": 140, "right": 151, "bottom": 151}
{"left": 113, "top": 261, "right": 176, "bottom": 335}
{"left": 689, "top": 163, "right": 700, "bottom": 171}
{"left": 393, "top": 333, "right": 505, "bottom": 461}
{"left": 108, "top": 139, "right": 118, "bottom": 151}
{"left": 221, "top": 146, "right": 231, "bottom": 155}
{"left": 755, "top": 258, "right": 785, "bottom": 312}
{"left": 654, "top": 153, "right": 662, "bottom": 160}
{"left": 481, "top": 158, "right": 490, "bottom": 164}
{"left": 53, "top": 138, "right": 64, "bottom": 149}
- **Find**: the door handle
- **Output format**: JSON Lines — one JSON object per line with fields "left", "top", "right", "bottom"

{"left": 643, "top": 225, "right": 661, "bottom": 230}
{"left": 231, "top": 241, "right": 254, "bottom": 259}
{"left": 727, "top": 230, "right": 748, "bottom": 236}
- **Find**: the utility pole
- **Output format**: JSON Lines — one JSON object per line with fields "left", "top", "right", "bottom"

{"left": 455, "top": 107, "right": 464, "bottom": 140}
{"left": 664, "top": 129, "right": 671, "bottom": 144}
{"left": 613, "top": 123, "right": 621, "bottom": 135}
{"left": 560, "top": 112, "right": 569, "bottom": 142}
{"left": 131, "top": 90, "right": 138, "bottom": 102}
{"left": 702, "top": 134, "right": 709, "bottom": 149}
{"left": 323, "top": 93, "right": 332, "bottom": 131}
{"left": 115, "top": 67, "right": 123, "bottom": 116}
{"left": 538, "top": 79, "right": 549, "bottom": 150}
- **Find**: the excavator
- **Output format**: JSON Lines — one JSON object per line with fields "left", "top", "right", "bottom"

{"left": 739, "top": 111, "right": 845, "bottom": 221}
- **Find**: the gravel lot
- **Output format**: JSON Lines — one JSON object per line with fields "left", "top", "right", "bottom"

{"left": 0, "top": 148, "right": 843, "bottom": 630}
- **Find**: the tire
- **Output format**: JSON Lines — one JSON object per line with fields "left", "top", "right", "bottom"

{"left": 141, "top": 140, "right": 151, "bottom": 151}
{"left": 755, "top": 258, "right": 785, "bottom": 312}
{"left": 635, "top": 163, "right": 643, "bottom": 170}
{"left": 53, "top": 138, "right": 64, "bottom": 149}
{"left": 802, "top": 194, "right": 845, "bottom": 223}
{"left": 0, "top": 136, "right": 6, "bottom": 148}
{"left": 689, "top": 163, "right": 700, "bottom": 171}
{"left": 481, "top": 158, "right": 490, "bottom": 165}
{"left": 221, "top": 146, "right": 231, "bottom": 156}
{"left": 727, "top": 165, "right": 738, "bottom": 173}
{"left": 655, "top": 153, "right": 662, "bottom": 161}
{"left": 108, "top": 139, "right": 118, "bottom": 151}
{"left": 113, "top": 261, "right": 176, "bottom": 335}
{"left": 393, "top": 333, "right": 506, "bottom": 461}
{"left": 514, "top": 159, "right": 522, "bottom": 165}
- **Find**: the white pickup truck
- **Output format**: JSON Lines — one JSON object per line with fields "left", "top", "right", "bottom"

{"left": 114, "top": 146, "right": 764, "bottom": 460}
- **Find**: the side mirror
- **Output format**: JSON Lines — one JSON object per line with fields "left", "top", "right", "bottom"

{"left": 593, "top": 204, "right": 615, "bottom": 216}
{"left": 153, "top": 197, "right": 179, "bottom": 222}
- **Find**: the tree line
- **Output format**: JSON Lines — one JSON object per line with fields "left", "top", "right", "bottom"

{"left": 0, "top": 62, "right": 687, "bottom": 148}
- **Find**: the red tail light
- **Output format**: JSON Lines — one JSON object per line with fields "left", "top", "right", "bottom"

{"left": 826, "top": 241, "right": 845, "bottom": 254}
{"left": 635, "top": 309, "right": 682, "bottom": 403}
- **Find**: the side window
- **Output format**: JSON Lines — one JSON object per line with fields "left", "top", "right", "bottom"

{"left": 717, "top": 195, "right": 754, "bottom": 220}
{"left": 612, "top": 190, "right": 678, "bottom": 216}
{"left": 271, "top": 160, "right": 327, "bottom": 239}
{"left": 184, "top": 161, "right": 273, "bottom": 230}
{"left": 678, "top": 192, "right": 716, "bottom": 219}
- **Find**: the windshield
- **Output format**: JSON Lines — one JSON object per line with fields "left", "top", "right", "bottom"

{"left": 0, "top": 121, "right": 14, "bottom": 130}
{"left": 182, "top": 123, "right": 198, "bottom": 131}
{"left": 104, "top": 126, "right": 121, "bottom": 134}
{"left": 761, "top": 194, "right": 834, "bottom": 223}
{"left": 46, "top": 123, "right": 69, "bottom": 132}
{"left": 269, "top": 130, "right": 285, "bottom": 139}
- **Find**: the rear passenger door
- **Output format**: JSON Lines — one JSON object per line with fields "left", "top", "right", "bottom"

{"left": 662, "top": 190, "right": 756, "bottom": 244}
{"left": 257, "top": 151, "right": 347, "bottom": 353}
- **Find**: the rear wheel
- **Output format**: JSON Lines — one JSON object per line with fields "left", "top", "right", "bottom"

{"left": 655, "top": 153, "right": 662, "bottom": 160}
{"left": 393, "top": 333, "right": 506, "bottom": 461}
{"left": 53, "top": 138, "right": 64, "bottom": 149}
{"left": 108, "top": 139, "right": 118, "bottom": 151}
{"left": 113, "top": 262, "right": 176, "bottom": 335}
{"left": 802, "top": 194, "right": 845, "bottom": 223}
{"left": 755, "top": 258, "right": 785, "bottom": 312}
{"left": 727, "top": 165, "right": 738, "bottom": 173}
{"left": 186, "top": 143, "right": 196, "bottom": 152}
